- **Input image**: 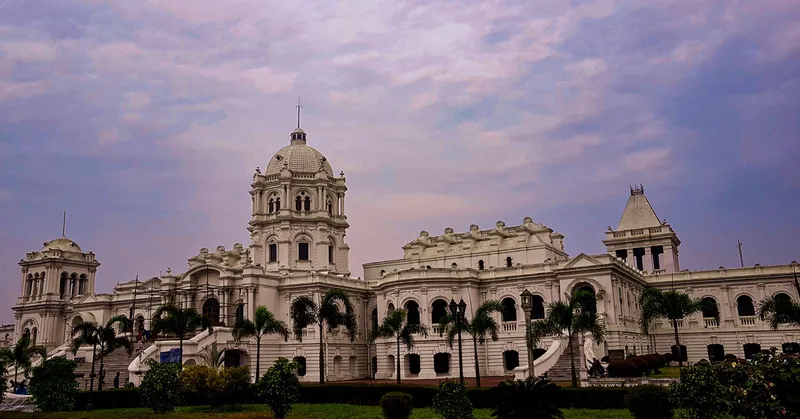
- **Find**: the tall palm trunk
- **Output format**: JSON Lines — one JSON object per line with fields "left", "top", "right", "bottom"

{"left": 318, "top": 323, "right": 325, "bottom": 384}
{"left": 14, "top": 366, "right": 18, "bottom": 393}
{"left": 179, "top": 336, "right": 184, "bottom": 369}
{"left": 98, "top": 354, "right": 106, "bottom": 391}
{"left": 255, "top": 336, "right": 261, "bottom": 382}
{"left": 87, "top": 341, "right": 98, "bottom": 410}
{"left": 396, "top": 337, "right": 402, "bottom": 385}
{"left": 672, "top": 319, "right": 683, "bottom": 367}
{"left": 568, "top": 332, "right": 577, "bottom": 388}
{"left": 472, "top": 336, "right": 481, "bottom": 387}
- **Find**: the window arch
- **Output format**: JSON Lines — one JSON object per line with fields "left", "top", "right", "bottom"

{"left": 451, "top": 263, "right": 458, "bottom": 269}
{"left": 79, "top": 274, "right": 88, "bottom": 295}
{"left": 203, "top": 298, "right": 221, "bottom": 325}
{"left": 304, "top": 196, "right": 311, "bottom": 211}
{"left": 268, "top": 199, "right": 275, "bottom": 214}
{"left": 774, "top": 292, "right": 793, "bottom": 315}
{"left": 737, "top": 295, "right": 755, "bottom": 317}
{"left": 501, "top": 297, "right": 517, "bottom": 322}
{"left": 478, "top": 260, "right": 485, "bottom": 270}
{"left": 574, "top": 285, "right": 597, "bottom": 314}
{"left": 296, "top": 236, "right": 311, "bottom": 261}
{"left": 431, "top": 299, "right": 448, "bottom": 324}
{"left": 328, "top": 237, "right": 336, "bottom": 265}
{"left": 387, "top": 303, "right": 395, "bottom": 313}
{"left": 405, "top": 301, "right": 420, "bottom": 325}
{"left": 531, "top": 295, "right": 545, "bottom": 319}
{"left": 702, "top": 297, "right": 719, "bottom": 318}
{"left": 506, "top": 257, "right": 512, "bottom": 268}
{"left": 295, "top": 196, "right": 302, "bottom": 211}
{"left": 267, "top": 239, "right": 278, "bottom": 263}
{"left": 31, "top": 327, "right": 38, "bottom": 345}
{"left": 371, "top": 308, "right": 379, "bottom": 331}
{"left": 236, "top": 303, "right": 245, "bottom": 323}
{"left": 25, "top": 274, "right": 33, "bottom": 296}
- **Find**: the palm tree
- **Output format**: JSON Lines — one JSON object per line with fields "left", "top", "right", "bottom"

{"left": 541, "top": 290, "right": 606, "bottom": 388}
{"left": 71, "top": 315, "right": 133, "bottom": 392}
{"left": 525, "top": 319, "right": 551, "bottom": 378}
{"left": 233, "top": 305, "right": 290, "bottom": 381}
{"left": 0, "top": 336, "right": 47, "bottom": 393}
{"left": 439, "top": 300, "right": 503, "bottom": 387}
{"left": 290, "top": 288, "right": 357, "bottom": 384}
{"left": 757, "top": 294, "right": 800, "bottom": 330}
{"left": 369, "top": 309, "right": 428, "bottom": 384}
{"left": 151, "top": 303, "right": 213, "bottom": 368}
{"left": 639, "top": 287, "right": 718, "bottom": 367}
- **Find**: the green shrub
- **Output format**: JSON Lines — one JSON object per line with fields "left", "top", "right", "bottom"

{"left": 607, "top": 360, "right": 640, "bottom": 378}
{"left": 432, "top": 379, "right": 473, "bottom": 419}
{"left": 716, "top": 349, "right": 800, "bottom": 419}
{"left": 491, "top": 378, "right": 563, "bottom": 419}
{"left": 124, "top": 381, "right": 135, "bottom": 388}
{"left": 0, "top": 359, "right": 6, "bottom": 404}
{"left": 380, "top": 392, "right": 414, "bottom": 419}
{"left": 670, "top": 362, "right": 729, "bottom": 419}
{"left": 140, "top": 360, "right": 181, "bottom": 413}
{"left": 29, "top": 356, "right": 79, "bottom": 412}
{"left": 76, "top": 388, "right": 141, "bottom": 410}
{"left": 220, "top": 366, "right": 252, "bottom": 405}
{"left": 257, "top": 357, "right": 299, "bottom": 419}
{"left": 624, "top": 384, "right": 672, "bottom": 419}
{"left": 180, "top": 365, "right": 224, "bottom": 407}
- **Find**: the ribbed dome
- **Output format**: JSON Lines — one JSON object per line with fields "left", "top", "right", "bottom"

{"left": 42, "top": 237, "right": 83, "bottom": 252}
{"left": 265, "top": 143, "right": 334, "bottom": 176}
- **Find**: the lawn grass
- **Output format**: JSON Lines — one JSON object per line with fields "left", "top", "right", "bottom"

{"left": 1, "top": 404, "right": 633, "bottom": 419}
{"left": 651, "top": 366, "right": 681, "bottom": 378}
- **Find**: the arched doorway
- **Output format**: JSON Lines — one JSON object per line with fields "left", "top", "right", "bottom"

{"left": 203, "top": 298, "right": 221, "bottom": 325}
{"left": 405, "top": 301, "right": 421, "bottom": 325}
{"left": 501, "top": 298, "right": 517, "bottom": 322}
{"left": 431, "top": 299, "right": 448, "bottom": 324}
{"left": 574, "top": 285, "right": 597, "bottom": 314}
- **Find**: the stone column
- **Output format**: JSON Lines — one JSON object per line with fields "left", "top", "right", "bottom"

{"left": 643, "top": 248, "right": 653, "bottom": 273}
{"left": 340, "top": 194, "right": 346, "bottom": 215}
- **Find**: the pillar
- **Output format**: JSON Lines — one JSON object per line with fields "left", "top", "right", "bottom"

{"left": 340, "top": 194, "right": 345, "bottom": 215}
{"left": 643, "top": 248, "right": 653, "bottom": 273}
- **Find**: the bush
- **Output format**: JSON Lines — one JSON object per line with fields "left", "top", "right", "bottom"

{"left": 380, "top": 392, "right": 414, "bottom": 419}
{"left": 220, "top": 366, "right": 252, "bottom": 405}
{"left": 257, "top": 357, "right": 300, "bottom": 419}
{"left": 627, "top": 357, "right": 651, "bottom": 376}
{"left": 0, "top": 359, "right": 6, "bottom": 404}
{"left": 624, "top": 384, "right": 672, "bottom": 419}
{"left": 140, "top": 360, "right": 181, "bottom": 413}
{"left": 717, "top": 348, "right": 800, "bottom": 419}
{"left": 180, "top": 365, "right": 223, "bottom": 407}
{"left": 607, "top": 360, "right": 640, "bottom": 378}
{"left": 75, "top": 388, "right": 141, "bottom": 410}
{"left": 29, "top": 357, "right": 79, "bottom": 412}
{"left": 433, "top": 379, "right": 473, "bottom": 419}
{"left": 723, "top": 354, "right": 737, "bottom": 363}
{"left": 491, "top": 378, "right": 563, "bottom": 419}
{"left": 670, "top": 362, "right": 729, "bottom": 419}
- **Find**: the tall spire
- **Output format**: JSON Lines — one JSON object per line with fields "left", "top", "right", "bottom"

{"left": 62, "top": 210, "right": 67, "bottom": 237}
{"left": 296, "top": 97, "right": 302, "bottom": 129}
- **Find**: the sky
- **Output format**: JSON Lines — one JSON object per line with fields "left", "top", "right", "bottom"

{"left": 1, "top": 0, "right": 799, "bottom": 323}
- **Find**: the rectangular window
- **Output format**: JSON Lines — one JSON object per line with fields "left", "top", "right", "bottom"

{"left": 298, "top": 243, "right": 309, "bottom": 261}
{"left": 268, "top": 244, "right": 277, "bottom": 262}
{"left": 328, "top": 245, "right": 334, "bottom": 264}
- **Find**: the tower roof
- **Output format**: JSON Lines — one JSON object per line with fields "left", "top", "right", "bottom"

{"left": 41, "top": 236, "right": 83, "bottom": 253}
{"left": 616, "top": 185, "right": 661, "bottom": 230}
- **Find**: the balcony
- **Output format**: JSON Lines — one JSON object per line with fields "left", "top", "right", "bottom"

{"left": 739, "top": 316, "right": 757, "bottom": 326}
{"left": 502, "top": 322, "right": 518, "bottom": 332}
{"left": 432, "top": 325, "right": 446, "bottom": 335}
{"left": 675, "top": 319, "right": 685, "bottom": 328}
{"left": 703, "top": 318, "right": 719, "bottom": 328}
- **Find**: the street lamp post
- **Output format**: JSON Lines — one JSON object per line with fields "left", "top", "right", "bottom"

{"left": 520, "top": 289, "right": 534, "bottom": 379}
{"left": 449, "top": 298, "right": 467, "bottom": 385}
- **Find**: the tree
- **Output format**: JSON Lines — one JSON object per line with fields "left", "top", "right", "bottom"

{"left": 28, "top": 356, "right": 79, "bottom": 412}
{"left": 525, "top": 320, "right": 551, "bottom": 378}
{"left": 151, "top": 303, "right": 213, "bottom": 368}
{"left": 0, "top": 336, "right": 47, "bottom": 393}
{"left": 757, "top": 294, "right": 800, "bottom": 330}
{"left": 439, "top": 300, "right": 503, "bottom": 387}
{"left": 639, "top": 287, "right": 718, "bottom": 367}
{"left": 71, "top": 315, "right": 133, "bottom": 392}
{"left": 232, "top": 305, "right": 290, "bottom": 381}
{"left": 541, "top": 291, "right": 606, "bottom": 387}
{"left": 290, "top": 288, "right": 357, "bottom": 384}
{"left": 369, "top": 309, "right": 428, "bottom": 384}
{"left": 257, "top": 357, "right": 301, "bottom": 419}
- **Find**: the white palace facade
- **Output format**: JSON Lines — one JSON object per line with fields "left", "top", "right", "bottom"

{"left": 8, "top": 124, "right": 800, "bottom": 385}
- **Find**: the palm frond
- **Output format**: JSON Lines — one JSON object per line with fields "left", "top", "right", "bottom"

{"left": 290, "top": 296, "right": 318, "bottom": 341}
{"left": 232, "top": 319, "right": 257, "bottom": 343}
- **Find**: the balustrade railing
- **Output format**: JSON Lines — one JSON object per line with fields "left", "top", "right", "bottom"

{"left": 739, "top": 316, "right": 757, "bottom": 326}
{"left": 502, "top": 322, "right": 517, "bottom": 332}
{"left": 703, "top": 318, "right": 719, "bottom": 328}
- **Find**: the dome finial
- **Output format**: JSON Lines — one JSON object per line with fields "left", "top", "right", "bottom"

{"left": 290, "top": 98, "right": 307, "bottom": 144}
{"left": 62, "top": 210, "right": 67, "bottom": 237}
{"left": 296, "top": 97, "right": 302, "bottom": 129}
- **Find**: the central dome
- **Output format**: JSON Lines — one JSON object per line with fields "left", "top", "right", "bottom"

{"left": 265, "top": 128, "right": 334, "bottom": 176}
{"left": 42, "top": 236, "right": 83, "bottom": 252}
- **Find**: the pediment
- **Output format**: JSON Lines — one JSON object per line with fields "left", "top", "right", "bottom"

{"left": 562, "top": 253, "right": 602, "bottom": 269}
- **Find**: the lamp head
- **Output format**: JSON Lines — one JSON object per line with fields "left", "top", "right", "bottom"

{"left": 449, "top": 298, "right": 457, "bottom": 315}
{"left": 458, "top": 298, "right": 467, "bottom": 314}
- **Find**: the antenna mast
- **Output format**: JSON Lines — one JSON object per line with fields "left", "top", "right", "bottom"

{"left": 62, "top": 210, "right": 67, "bottom": 237}
{"left": 296, "top": 97, "right": 302, "bottom": 128}
{"left": 737, "top": 240, "right": 744, "bottom": 268}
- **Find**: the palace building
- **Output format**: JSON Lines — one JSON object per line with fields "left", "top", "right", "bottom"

{"left": 9, "top": 123, "right": 800, "bottom": 385}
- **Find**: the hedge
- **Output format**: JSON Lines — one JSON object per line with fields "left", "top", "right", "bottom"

{"left": 73, "top": 384, "right": 630, "bottom": 411}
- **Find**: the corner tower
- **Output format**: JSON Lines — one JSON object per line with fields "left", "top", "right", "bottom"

{"left": 602, "top": 185, "right": 680, "bottom": 274}
{"left": 247, "top": 124, "right": 351, "bottom": 275}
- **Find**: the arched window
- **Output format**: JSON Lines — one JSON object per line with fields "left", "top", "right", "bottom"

{"left": 25, "top": 274, "right": 33, "bottom": 296}
{"left": 702, "top": 297, "right": 719, "bottom": 318}
{"left": 31, "top": 327, "right": 37, "bottom": 345}
{"left": 275, "top": 197, "right": 281, "bottom": 211}
{"left": 298, "top": 240, "right": 310, "bottom": 261}
{"left": 433, "top": 353, "right": 450, "bottom": 374}
{"left": 380, "top": 270, "right": 386, "bottom": 276}
{"left": 501, "top": 298, "right": 517, "bottom": 322}
{"left": 506, "top": 257, "right": 512, "bottom": 267}
{"left": 371, "top": 308, "right": 379, "bottom": 331}
{"left": 774, "top": 293, "right": 793, "bottom": 316}
{"left": 304, "top": 196, "right": 311, "bottom": 211}
{"left": 574, "top": 285, "right": 597, "bottom": 314}
{"left": 236, "top": 303, "right": 245, "bottom": 323}
{"left": 531, "top": 295, "right": 545, "bottom": 319}
{"left": 136, "top": 316, "right": 145, "bottom": 334}
{"left": 405, "top": 301, "right": 420, "bottom": 325}
{"left": 295, "top": 196, "right": 302, "bottom": 211}
{"left": 70, "top": 273, "right": 78, "bottom": 296}
{"left": 268, "top": 242, "right": 278, "bottom": 263}
{"left": 328, "top": 244, "right": 335, "bottom": 264}
{"left": 431, "top": 299, "right": 448, "bottom": 324}
{"left": 294, "top": 357, "right": 307, "bottom": 376}
{"left": 79, "top": 274, "right": 88, "bottom": 295}
{"left": 203, "top": 298, "right": 221, "bottom": 325}
{"left": 268, "top": 199, "right": 275, "bottom": 213}
{"left": 737, "top": 295, "right": 755, "bottom": 317}
{"left": 22, "top": 328, "right": 31, "bottom": 342}
{"left": 451, "top": 263, "right": 458, "bottom": 269}
{"left": 387, "top": 303, "right": 395, "bottom": 313}
{"left": 478, "top": 260, "right": 485, "bottom": 270}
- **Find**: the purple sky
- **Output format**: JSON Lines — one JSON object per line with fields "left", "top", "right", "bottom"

{"left": 1, "top": 0, "right": 799, "bottom": 323}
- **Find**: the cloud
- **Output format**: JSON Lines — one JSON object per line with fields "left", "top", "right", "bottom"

{"left": 0, "top": 0, "right": 799, "bottom": 323}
